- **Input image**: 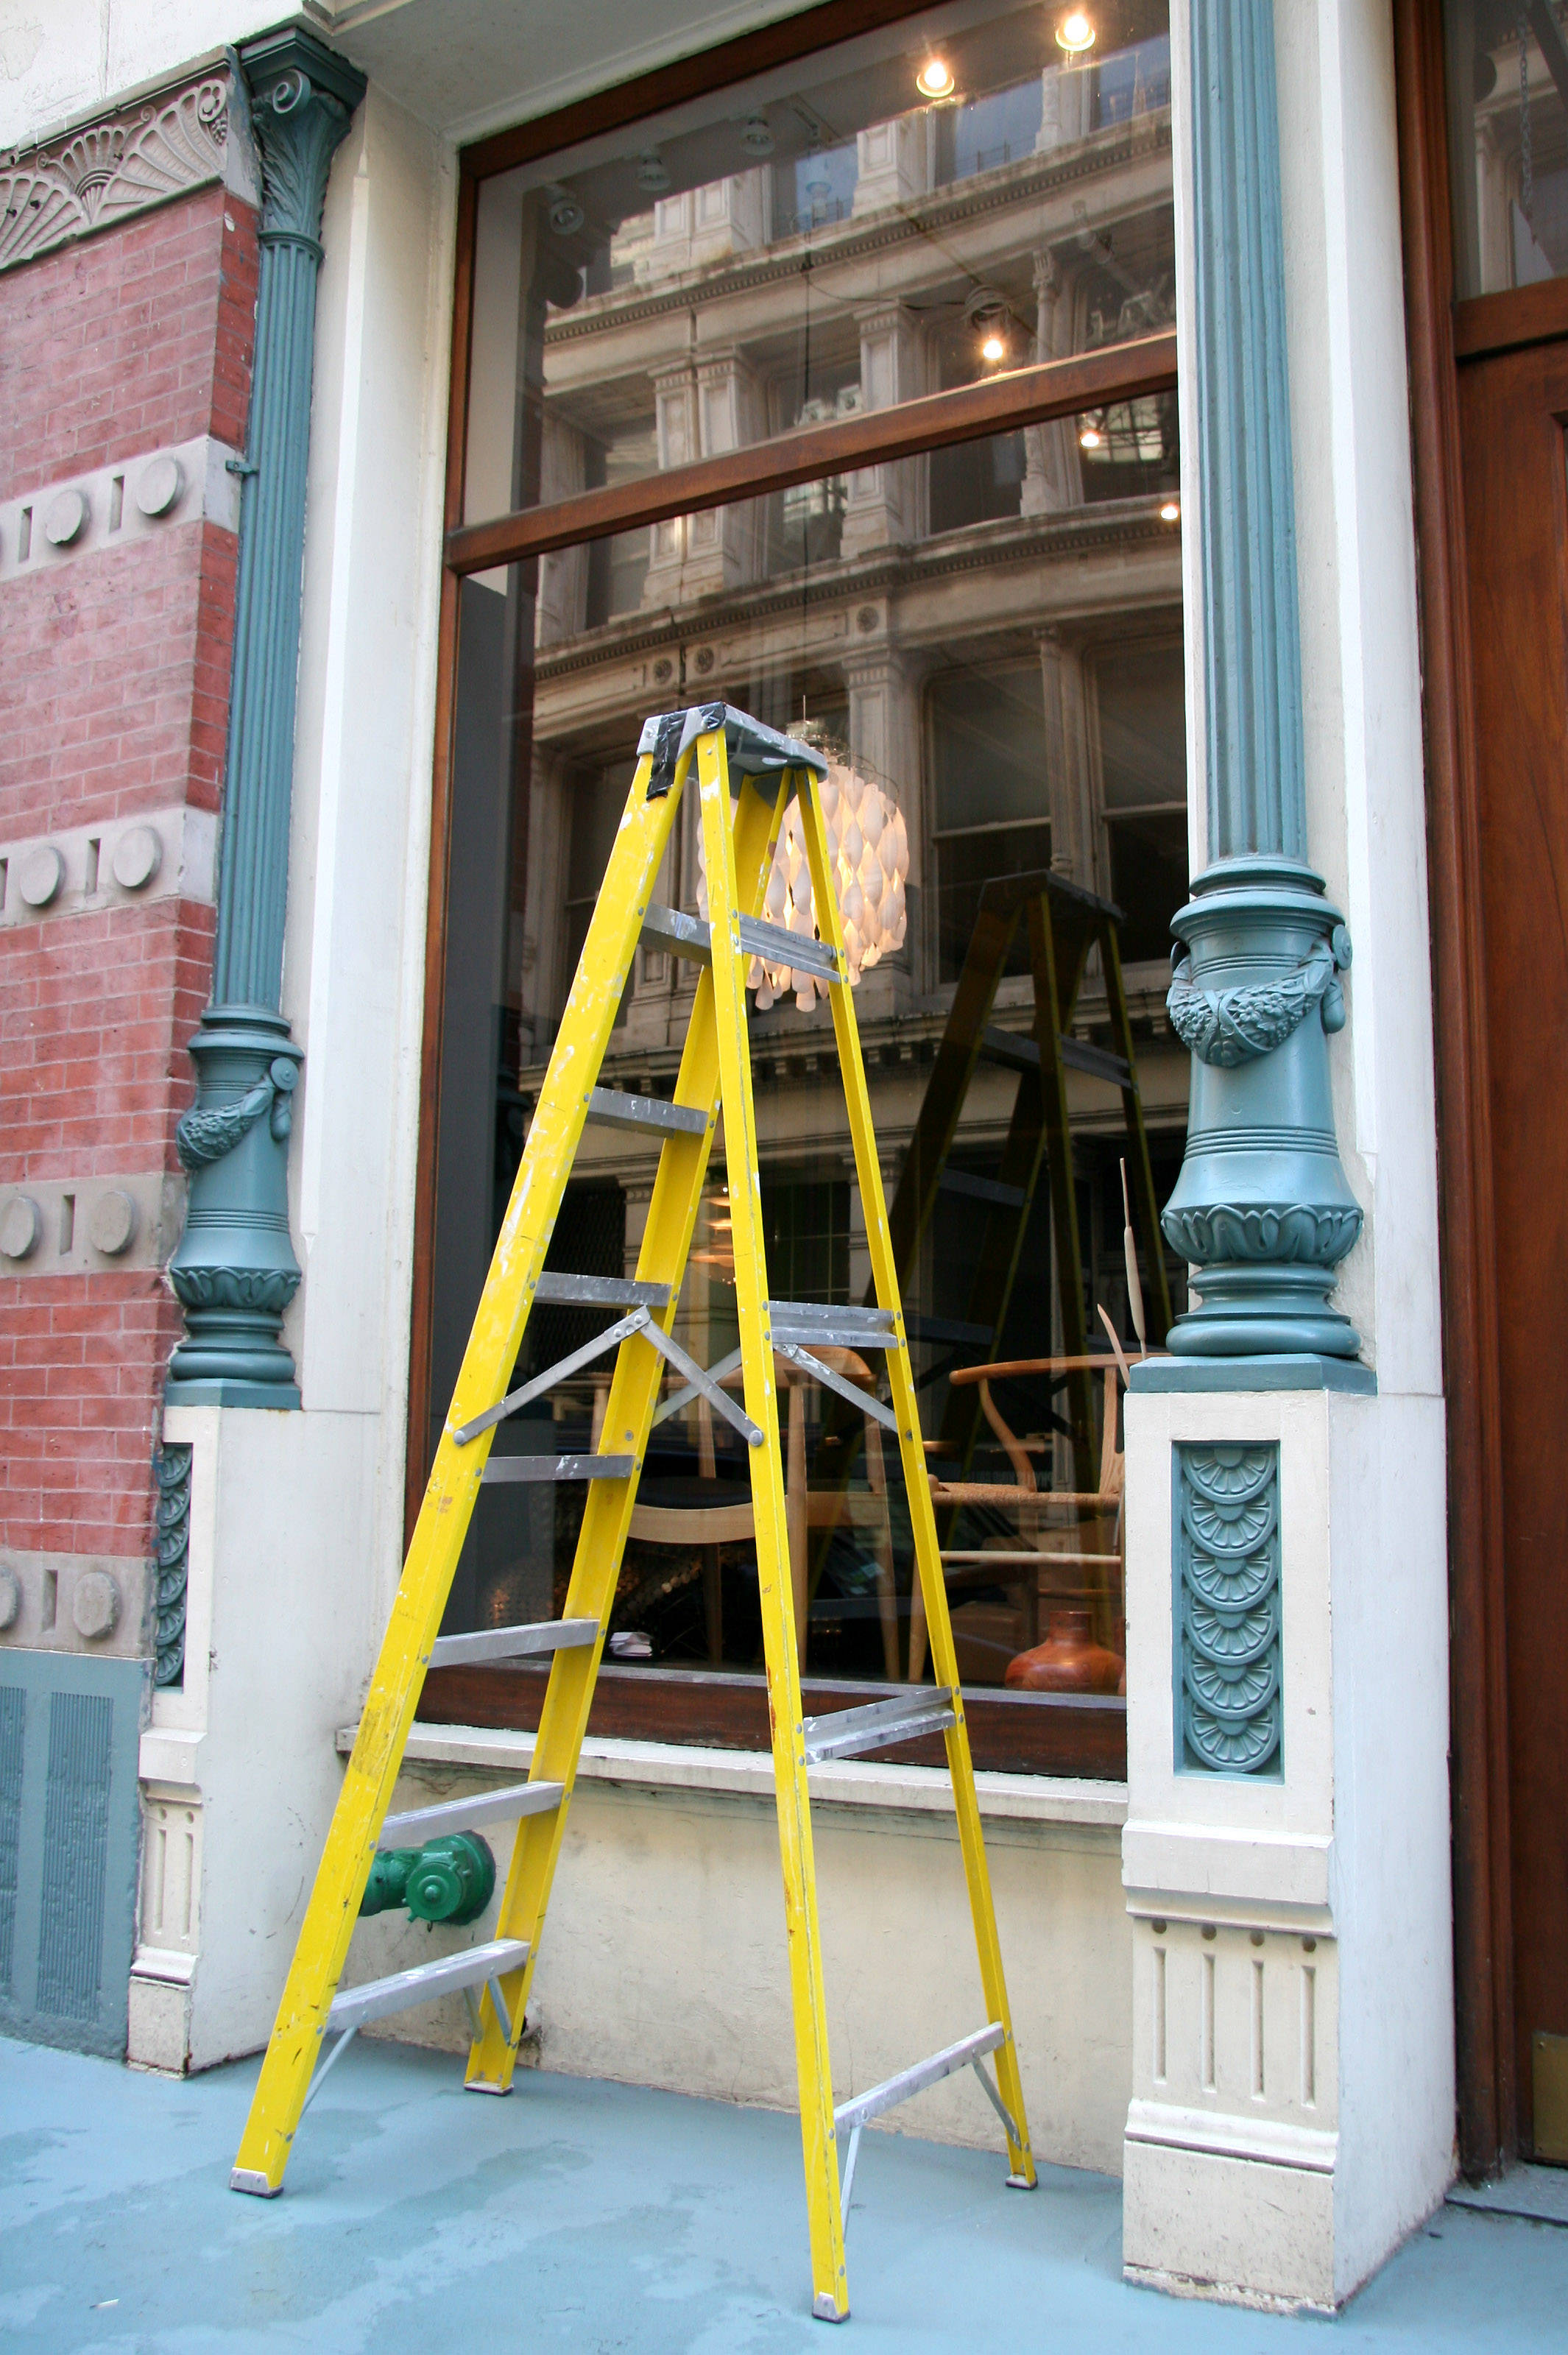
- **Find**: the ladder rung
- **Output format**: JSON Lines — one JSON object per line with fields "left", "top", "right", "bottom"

{"left": 534, "top": 1272, "right": 671, "bottom": 1308}
{"left": 428, "top": 1617, "right": 598, "bottom": 1667}
{"left": 327, "top": 1938, "right": 530, "bottom": 2033}
{"left": 736, "top": 914, "right": 840, "bottom": 982}
{"left": 640, "top": 903, "right": 711, "bottom": 964}
{"left": 903, "top": 1313, "right": 994, "bottom": 1348}
{"left": 1057, "top": 1034, "right": 1131, "bottom": 1087}
{"left": 833, "top": 2022, "right": 1006, "bottom": 2134}
{"left": 381, "top": 1781, "right": 564, "bottom": 1842}
{"left": 937, "top": 1169, "right": 1027, "bottom": 1210}
{"left": 480, "top": 1455, "right": 635, "bottom": 1485}
{"left": 769, "top": 1301, "right": 899, "bottom": 1348}
{"left": 802, "top": 1688, "right": 956, "bottom": 1764}
{"left": 979, "top": 1025, "right": 1040, "bottom": 1072}
{"left": 585, "top": 1086, "right": 707, "bottom": 1137}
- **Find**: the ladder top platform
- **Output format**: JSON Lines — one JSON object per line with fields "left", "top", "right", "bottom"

{"left": 638, "top": 702, "right": 828, "bottom": 796}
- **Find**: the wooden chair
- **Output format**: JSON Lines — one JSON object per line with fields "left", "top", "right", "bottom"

{"left": 596, "top": 1346, "right": 900, "bottom": 1676}
{"left": 911, "top": 1350, "right": 1137, "bottom": 1682}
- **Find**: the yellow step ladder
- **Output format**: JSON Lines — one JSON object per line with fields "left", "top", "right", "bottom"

{"left": 229, "top": 702, "right": 1036, "bottom": 2320}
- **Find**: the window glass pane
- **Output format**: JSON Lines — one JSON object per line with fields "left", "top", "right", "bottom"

{"left": 463, "top": 0, "right": 1174, "bottom": 525}
{"left": 431, "top": 406, "right": 1190, "bottom": 1718}
{"left": 1445, "top": 1, "right": 1568, "bottom": 298}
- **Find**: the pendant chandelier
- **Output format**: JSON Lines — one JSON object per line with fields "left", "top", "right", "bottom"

{"left": 697, "top": 738, "right": 908, "bottom": 1011}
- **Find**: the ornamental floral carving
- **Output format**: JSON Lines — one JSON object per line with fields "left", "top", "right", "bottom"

{"left": 1176, "top": 1442, "right": 1282, "bottom": 1777}
{"left": 1160, "top": 1198, "right": 1363, "bottom": 1268}
{"left": 174, "top": 1057, "right": 297, "bottom": 1171}
{"left": 1167, "top": 926, "right": 1352, "bottom": 1068}
{"left": 0, "top": 76, "right": 230, "bottom": 274}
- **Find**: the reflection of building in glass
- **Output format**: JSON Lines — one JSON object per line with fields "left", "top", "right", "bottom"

{"left": 440, "top": 10, "right": 1192, "bottom": 1674}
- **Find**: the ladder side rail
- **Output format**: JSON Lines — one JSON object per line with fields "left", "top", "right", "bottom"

{"left": 230, "top": 744, "right": 684, "bottom": 2195}
{"left": 795, "top": 766, "right": 1039, "bottom": 2198}
{"left": 1029, "top": 897, "right": 1098, "bottom": 1495}
{"left": 1097, "top": 914, "right": 1173, "bottom": 1344}
{"left": 462, "top": 766, "right": 787, "bottom": 2096}
{"left": 699, "top": 745, "right": 850, "bottom": 2325}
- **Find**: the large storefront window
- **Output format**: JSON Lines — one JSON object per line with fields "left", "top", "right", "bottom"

{"left": 420, "top": 0, "right": 1187, "bottom": 1776}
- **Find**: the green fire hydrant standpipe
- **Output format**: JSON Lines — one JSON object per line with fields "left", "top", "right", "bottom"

{"left": 359, "top": 1832, "right": 496, "bottom": 1927}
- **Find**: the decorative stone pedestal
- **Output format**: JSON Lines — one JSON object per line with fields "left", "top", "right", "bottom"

{"left": 1120, "top": 1362, "right": 1452, "bottom": 2310}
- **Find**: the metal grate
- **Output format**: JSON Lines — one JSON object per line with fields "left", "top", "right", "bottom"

{"left": 35, "top": 1692, "right": 112, "bottom": 2021}
{"left": 0, "top": 1684, "right": 22, "bottom": 1996}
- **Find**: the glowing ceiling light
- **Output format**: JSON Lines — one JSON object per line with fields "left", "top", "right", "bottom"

{"left": 981, "top": 331, "right": 1006, "bottom": 364}
{"left": 1056, "top": 10, "right": 1096, "bottom": 57}
{"left": 916, "top": 56, "right": 956, "bottom": 99}
{"left": 1159, "top": 498, "right": 1181, "bottom": 523}
{"left": 1079, "top": 423, "right": 1105, "bottom": 450}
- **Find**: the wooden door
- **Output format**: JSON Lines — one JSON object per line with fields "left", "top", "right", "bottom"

{"left": 1459, "top": 333, "right": 1568, "bottom": 2162}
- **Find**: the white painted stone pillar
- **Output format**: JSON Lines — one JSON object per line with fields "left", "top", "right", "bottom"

{"left": 1120, "top": 0, "right": 1452, "bottom": 2311}
{"left": 643, "top": 349, "right": 760, "bottom": 603}
{"left": 841, "top": 304, "right": 925, "bottom": 558}
{"left": 1021, "top": 254, "right": 1083, "bottom": 516}
{"left": 852, "top": 114, "right": 926, "bottom": 215}
{"left": 1036, "top": 627, "right": 1096, "bottom": 889}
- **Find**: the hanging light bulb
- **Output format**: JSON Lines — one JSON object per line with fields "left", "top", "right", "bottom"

{"left": 1056, "top": 10, "right": 1096, "bottom": 57}
{"left": 981, "top": 331, "right": 1007, "bottom": 364}
{"left": 1159, "top": 498, "right": 1181, "bottom": 523}
{"left": 916, "top": 55, "right": 956, "bottom": 99}
{"left": 1079, "top": 421, "right": 1105, "bottom": 450}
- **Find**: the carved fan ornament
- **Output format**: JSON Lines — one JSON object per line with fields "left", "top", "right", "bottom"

{"left": 1176, "top": 1444, "right": 1283, "bottom": 1776}
{"left": 0, "top": 76, "right": 227, "bottom": 274}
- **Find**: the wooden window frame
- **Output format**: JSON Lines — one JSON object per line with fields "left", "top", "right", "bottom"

{"left": 409, "top": 0, "right": 1179, "bottom": 1781}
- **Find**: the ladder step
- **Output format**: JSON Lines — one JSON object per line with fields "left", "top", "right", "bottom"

{"left": 978, "top": 1022, "right": 1131, "bottom": 1088}
{"left": 480, "top": 1455, "right": 635, "bottom": 1485}
{"left": 585, "top": 1086, "right": 707, "bottom": 1137}
{"left": 736, "top": 913, "right": 840, "bottom": 983}
{"left": 327, "top": 1938, "right": 530, "bottom": 2033}
{"left": 769, "top": 1301, "right": 900, "bottom": 1349}
{"left": 978, "top": 1024, "right": 1040, "bottom": 1072}
{"left": 428, "top": 1617, "right": 599, "bottom": 1667}
{"left": 534, "top": 1272, "right": 671, "bottom": 1308}
{"left": 937, "top": 1169, "right": 1028, "bottom": 1210}
{"left": 381, "top": 1781, "right": 564, "bottom": 1842}
{"left": 1057, "top": 1034, "right": 1131, "bottom": 1087}
{"left": 802, "top": 1687, "right": 956, "bottom": 1764}
{"left": 903, "top": 1313, "right": 995, "bottom": 1348}
{"left": 640, "top": 903, "right": 711, "bottom": 964}
{"left": 833, "top": 2022, "right": 1006, "bottom": 2134}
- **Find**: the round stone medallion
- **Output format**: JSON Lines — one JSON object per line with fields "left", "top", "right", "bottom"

{"left": 72, "top": 1570, "right": 121, "bottom": 1642}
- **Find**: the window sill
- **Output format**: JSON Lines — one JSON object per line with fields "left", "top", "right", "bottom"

{"left": 337, "top": 1717, "right": 1127, "bottom": 1832}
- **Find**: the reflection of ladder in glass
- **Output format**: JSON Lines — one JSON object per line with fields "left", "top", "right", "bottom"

{"left": 894, "top": 868, "right": 1171, "bottom": 1494}
{"left": 228, "top": 703, "right": 1035, "bottom": 2321}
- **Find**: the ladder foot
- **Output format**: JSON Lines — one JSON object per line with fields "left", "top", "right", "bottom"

{"left": 230, "top": 2167, "right": 283, "bottom": 2198}
{"left": 462, "top": 2078, "right": 514, "bottom": 2098}
{"left": 811, "top": 2294, "right": 850, "bottom": 2323}
{"left": 1006, "top": 2170, "right": 1036, "bottom": 2191}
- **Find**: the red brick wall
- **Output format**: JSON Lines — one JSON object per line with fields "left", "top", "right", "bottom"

{"left": 0, "top": 184, "right": 258, "bottom": 1562}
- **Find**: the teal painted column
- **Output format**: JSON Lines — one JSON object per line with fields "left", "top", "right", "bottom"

{"left": 166, "top": 31, "right": 366, "bottom": 1408}
{"left": 1159, "top": 0, "right": 1363, "bottom": 1358}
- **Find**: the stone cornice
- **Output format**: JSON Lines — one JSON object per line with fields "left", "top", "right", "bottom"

{"left": 545, "top": 115, "right": 1173, "bottom": 347}
{"left": 0, "top": 65, "right": 246, "bottom": 275}
{"left": 534, "top": 498, "right": 1181, "bottom": 685}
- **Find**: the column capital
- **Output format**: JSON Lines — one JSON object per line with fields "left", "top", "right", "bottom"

{"left": 239, "top": 29, "right": 366, "bottom": 251}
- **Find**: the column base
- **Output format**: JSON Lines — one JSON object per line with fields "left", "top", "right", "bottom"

{"left": 161, "top": 1377, "right": 301, "bottom": 1411}
{"left": 1124, "top": 2133, "right": 1338, "bottom": 2314}
{"left": 1164, "top": 1263, "right": 1361, "bottom": 1359}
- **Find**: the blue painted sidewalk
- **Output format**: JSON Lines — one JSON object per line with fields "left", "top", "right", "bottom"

{"left": 1, "top": 2033, "right": 1564, "bottom": 2352}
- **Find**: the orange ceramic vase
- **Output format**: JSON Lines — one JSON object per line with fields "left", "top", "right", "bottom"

{"left": 1004, "top": 1606, "right": 1123, "bottom": 1695}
